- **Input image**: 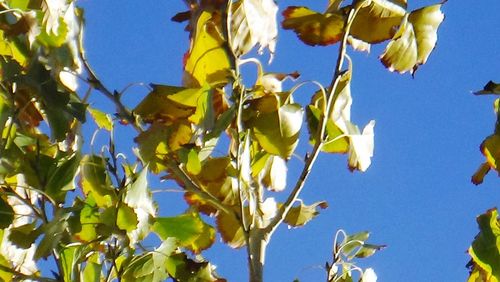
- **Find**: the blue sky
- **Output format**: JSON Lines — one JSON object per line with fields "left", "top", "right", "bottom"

{"left": 77, "top": 0, "right": 500, "bottom": 281}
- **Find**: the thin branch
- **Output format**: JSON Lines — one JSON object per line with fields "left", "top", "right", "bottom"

{"left": 265, "top": 4, "right": 363, "bottom": 235}
{"left": 0, "top": 264, "right": 58, "bottom": 282}
{"left": 77, "top": 21, "right": 140, "bottom": 132}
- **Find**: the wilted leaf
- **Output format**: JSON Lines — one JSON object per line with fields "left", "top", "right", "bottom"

{"left": 230, "top": 0, "right": 278, "bottom": 58}
{"left": 472, "top": 163, "right": 491, "bottom": 185}
{"left": 380, "top": 4, "right": 444, "bottom": 74}
{"left": 282, "top": 6, "right": 345, "bottom": 46}
{"left": 468, "top": 208, "right": 500, "bottom": 281}
{"left": 283, "top": 201, "right": 328, "bottom": 227}
{"left": 183, "top": 11, "right": 232, "bottom": 87}
{"left": 475, "top": 81, "right": 500, "bottom": 95}
{"left": 153, "top": 213, "right": 215, "bottom": 254}
{"left": 251, "top": 103, "right": 303, "bottom": 158}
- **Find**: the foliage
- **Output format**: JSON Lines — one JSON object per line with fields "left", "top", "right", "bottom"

{"left": 0, "top": 0, "right": 446, "bottom": 281}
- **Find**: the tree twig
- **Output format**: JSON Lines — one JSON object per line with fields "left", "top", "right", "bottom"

{"left": 265, "top": 4, "right": 363, "bottom": 235}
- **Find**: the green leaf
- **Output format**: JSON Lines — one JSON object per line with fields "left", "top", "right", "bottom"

{"left": 341, "top": 231, "right": 370, "bottom": 256}
{"left": 135, "top": 124, "right": 170, "bottom": 173}
{"left": 8, "top": 222, "right": 40, "bottom": 249}
{"left": 468, "top": 208, "right": 500, "bottom": 281}
{"left": 60, "top": 245, "right": 78, "bottom": 282}
{"left": 0, "top": 196, "right": 14, "bottom": 229}
{"left": 80, "top": 155, "right": 116, "bottom": 208}
{"left": 283, "top": 201, "right": 328, "bottom": 227}
{"left": 73, "top": 194, "right": 101, "bottom": 242}
{"left": 251, "top": 103, "right": 303, "bottom": 158}
{"left": 282, "top": 6, "right": 345, "bottom": 46}
{"left": 82, "top": 261, "right": 101, "bottom": 282}
{"left": 380, "top": 4, "right": 444, "bottom": 74}
{"left": 153, "top": 213, "right": 216, "bottom": 254}
{"left": 88, "top": 107, "right": 113, "bottom": 131}
{"left": 35, "top": 210, "right": 70, "bottom": 260}
{"left": 0, "top": 252, "right": 13, "bottom": 282}
{"left": 186, "top": 149, "right": 202, "bottom": 175}
{"left": 45, "top": 153, "right": 81, "bottom": 203}
{"left": 306, "top": 105, "right": 349, "bottom": 153}
{"left": 355, "top": 243, "right": 386, "bottom": 258}
{"left": 117, "top": 203, "right": 139, "bottom": 232}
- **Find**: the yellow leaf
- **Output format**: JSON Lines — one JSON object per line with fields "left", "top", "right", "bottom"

{"left": 349, "top": 0, "right": 407, "bottom": 44}
{"left": 380, "top": 4, "right": 444, "bottom": 74}
{"left": 282, "top": 6, "right": 345, "bottom": 46}
{"left": 184, "top": 11, "right": 232, "bottom": 87}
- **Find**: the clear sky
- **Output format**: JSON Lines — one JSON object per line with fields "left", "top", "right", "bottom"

{"left": 77, "top": 0, "right": 500, "bottom": 281}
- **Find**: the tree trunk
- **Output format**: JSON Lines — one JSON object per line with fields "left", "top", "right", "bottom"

{"left": 247, "top": 229, "right": 268, "bottom": 282}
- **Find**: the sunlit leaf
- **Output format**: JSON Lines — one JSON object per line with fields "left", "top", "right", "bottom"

{"left": 124, "top": 167, "right": 156, "bottom": 244}
{"left": 186, "top": 149, "right": 202, "bottom": 175}
{"left": 153, "top": 213, "right": 215, "bottom": 254}
{"left": 347, "top": 120, "right": 375, "bottom": 172}
{"left": 72, "top": 195, "right": 100, "bottom": 242}
{"left": 260, "top": 155, "right": 287, "bottom": 192}
{"left": 135, "top": 124, "right": 170, "bottom": 173}
{"left": 82, "top": 261, "right": 101, "bottom": 282}
{"left": 306, "top": 105, "right": 349, "bottom": 153}
{"left": 216, "top": 210, "right": 246, "bottom": 248}
{"left": 355, "top": 243, "right": 386, "bottom": 258}
{"left": 282, "top": 6, "right": 345, "bottom": 46}
{"left": 183, "top": 11, "right": 232, "bottom": 87}
{"left": 230, "top": 0, "right": 278, "bottom": 58}
{"left": 88, "top": 107, "right": 113, "bottom": 131}
{"left": 380, "top": 4, "right": 444, "bottom": 74}
{"left": 283, "top": 201, "right": 328, "bottom": 227}
{"left": 251, "top": 103, "right": 303, "bottom": 158}
{"left": 134, "top": 85, "right": 199, "bottom": 123}
{"left": 468, "top": 208, "right": 500, "bottom": 282}
{"left": 349, "top": 0, "right": 407, "bottom": 44}
{"left": 117, "top": 203, "right": 139, "bottom": 232}
{"left": 0, "top": 252, "right": 13, "bottom": 282}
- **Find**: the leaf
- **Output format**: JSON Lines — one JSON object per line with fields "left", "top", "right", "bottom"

{"left": 347, "top": 120, "right": 376, "bottom": 172}
{"left": 73, "top": 195, "right": 100, "bottom": 242}
{"left": 216, "top": 210, "right": 246, "bottom": 248}
{"left": 133, "top": 85, "right": 201, "bottom": 123}
{"left": 341, "top": 231, "right": 370, "bottom": 256}
{"left": 183, "top": 11, "right": 232, "bottom": 87}
{"left": 472, "top": 162, "right": 491, "bottom": 185}
{"left": 124, "top": 167, "right": 156, "bottom": 244}
{"left": 153, "top": 213, "right": 215, "bottom": 254}
{"left": 82, "top": 261, "right": 101, "bottom": 282}
{"left": 475, "top": 81, "right": 500, "bottom": 95}
{"left": 165, "top": 252, "right": 226, "bottom": 282}
{"left": 117, "top": 203, "right": 139, "bottom": 232}
{"left": 8, "top": 223, "right": 40, "bottom": 249}
{"left": 186, "top": 149, "right": 202, "bottom": 175}
{"left": 35, "top": 210, "right": 70, "bottom": 260}
{"left": 306, "top": 105, "right": 349, "bottom": 153}
{"left": 0, "top": 196, "right": 14, "bottom": 229}
{"left": 380, "top": 4, "right": 444, "bottom": 74}
{"left": 88, "top": 107, "right": 113, "bottom": 131}
{"left": 481, "top": 134, "right": 500, "bottom": 171}
{"left": 80, "top": 155, "right": 116, "bottom": 208}
{"left": 45, "top": 153, "right": 81, "bottom": 203}
{"left": 349, "top": 0, "right": 407, "bottom": 44}
{"left": 0, "top": 253, "right": 13, "bottom": 282}
{"left": 230, "top": 0, "right": 278, "bottom": 58}
{"left": 283, "top": 201, "right": 328, "bottom": 227}
{"left": 355, "top": 243, "right": 386, "bottom": 258}
{"left": 468, "top": 208, "right": 500, "bottom": 281}
{"left": 260, "top": 155, "right": 287, "bottom": 192}
{"left": 282, "top": 6, "right": 345, "bottom": 46}
{"left": 135, "top": 124, "right": 170, "bottom": 174}
{"left": 251, "top": 103, "right": 304, "bottom": 158}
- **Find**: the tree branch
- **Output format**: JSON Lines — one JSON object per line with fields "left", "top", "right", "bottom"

{"left": 265, "top": 4, "right": 363, "bottom": 235}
